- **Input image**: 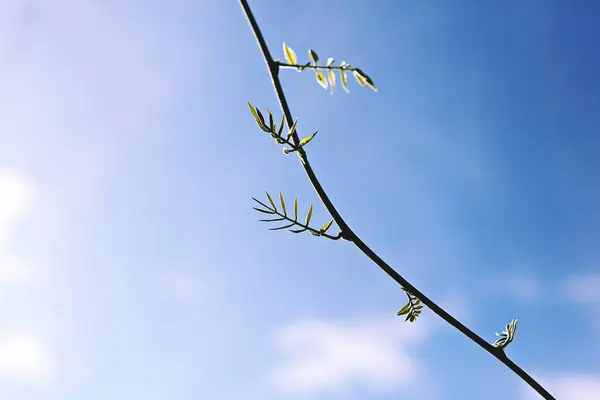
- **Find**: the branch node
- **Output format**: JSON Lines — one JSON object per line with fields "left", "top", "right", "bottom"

{"left": 340, "top": 230, "right": 353, "bottom": 241}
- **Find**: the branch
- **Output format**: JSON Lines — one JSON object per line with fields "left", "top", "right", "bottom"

{"left": 238, "top": 1, "right": 555, "bottom": 399}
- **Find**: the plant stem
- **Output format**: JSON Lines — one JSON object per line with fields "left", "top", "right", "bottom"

{"left": 253, "top": 197, "right": 342, "bottom": 240}
{"left": 276, "top": 61, "right": 355, "bottom": 72}
{"left": 238, "top": 1, "right": 555, "bottom": 399}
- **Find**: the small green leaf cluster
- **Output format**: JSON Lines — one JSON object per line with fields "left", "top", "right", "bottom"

{"left": 247, "top": 102, "right": 317, "bottom": 155}
{"left": 280, "top": 42, "right": 377, "bottom": 93}
{"left": 493, "top": 319, "right": 518, "bottom": 351}
{"left": 252, "top": 191, "right": 341, "bottom": 240}
{"left": 397, "top": 289, "right": 423, "bottom": 322}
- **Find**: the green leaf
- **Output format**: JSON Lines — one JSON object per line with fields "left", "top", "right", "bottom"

{"left": 328, "top": 69, "right": 336, "bottom": 94}
{"left": 294, "top": 196, "right": 298, "bottom": 221}
{"left": 257, "top": 109, "right": 270, "bottom": 132}
{"left": 267, "top": 109, "right": 274, "bottom": 131}
{"left": 287, "top": 119, "right": 298, "bottom": 139}
{"left": 299, "top": 131, "right": 318, "bottom": 147}
{"left": 247, "top": 102, "right": 269, "bottom": 131}
{"left": 308, "top": 49, "right": 319, "bottom": 65}
{"left": 283, "top": 42, "right": 297, "bottom": 65}
{"left": 256, "top": 108, "right": 266, "bottom": 124}
{"left": 340, "top": 70, "right": 349, "bottom": 93}
{"left": 270, "top": 223, "right": 296, "bottom": 231}
{"left": 252, "top": 197, "right": 272, "bottom": 210}
{"left": 320, "top": 219, "right": 334, "bottom": 233}
{"left": 305, "top": 203, "right": 313, "bottom": 226}
{"left": 253, "top": 207, "right": 275, "bottom": 214}
{"left": 326, "top": 57, "right": 335, "bottom": 66}
{"left": 259, "top": 217, "right": 286, "bottom": 222}
{"left": 353, "top": 68, "right": 377, "bottom": 91}
{"left": 247, "top": 101, "right": 259, "bottom": 120}
{"left": 315, "top": 70, "right": 328, "bottom": 89}
{"left": 352, "top": 69, "right": 367, "bottom": 87}
{"left": 278, "top": 115, "right": 285, "bottom": 136}
{"left": 397, "top": 303, "right": 411, "bottom": 316}
{"left": 279, "top": 192, "right": 287, "bottom": 216}
{"left": 494, "top": 319, "right": 518, "bottom": 349}
{"left": 265, "top": 191, "right": 277, "bottom": 211}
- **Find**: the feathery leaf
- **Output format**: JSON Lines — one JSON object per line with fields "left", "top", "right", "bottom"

{"left": 259, "top": 217, "right": 286, "bottom": 222}
{"left": 294, "top": 196, "right": 298, "bottom": 221}
{"left": 308, "top": 49, "right": 319, "bottom": 65}
{"left": 328, "top": 69, "right": 336, "bottom": 94}
{"left": 270, "top": 223, "right": 296, "bottom": 231}
{"left": 265, "top": 191, "right": 277, "bottom": 211}
{"left": 279, "top": 192, "right": 287, "bottom": 216}
{"left": 320, "top": 219, "right": 334, "bottom": 233}
{"left": 283, "top": 42, "right": 297, "bottom": 65}
{"left": 253, "top": 207, "right": 275, "bottom": 214}
{"left": 287, "top": 119, "right": 298, "bottom": 139}
{"left": 299, "top": 132, "right": 318, "bottom": 147}
{"left": 315, "top": 70, "right": 328, "bottom": 89}
{"left": 340, "top": 70, "right": 349, "bottom": 93}
{"left": 305, "top": 203, "right": 313, "bottom": 226}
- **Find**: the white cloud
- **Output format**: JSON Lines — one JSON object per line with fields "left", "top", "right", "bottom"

{"left": 506, "top": 273, "right": 541, "bottom": 304}
{"left": 270, "top": 316, "right": 430, "bottom": 395}
{"left": 483, "top": 269, "right": 541, "bottom": 304}
{"left": 164, "top": 271, "right": 206, "bottom": 304}
{"left": 562, "top": 273, "right": 600, "bottom": 303}
{"left": 0, "top": 0, "right": 198, "bottom": 393}
{"left": 521, "top": 373, "right": 600, "bottom": 400}
{"left": 0, "top": 254, "right": 33, "bottom": 284}
{"left": 0, "top": 332, "right": 56, "bottom": 384}
{"left": 0, "top": 168, "right": 37, "bottom": 284}
{"left": 0, "top": 168, "right": 37, "bottom": 247}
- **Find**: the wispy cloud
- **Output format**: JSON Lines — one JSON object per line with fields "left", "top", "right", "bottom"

{"left": 0, "top": 168, "right": 37, "bottom": 284}
{"left": 562, "top": 273, "right": 600, "bottom": 303}
{"left": 561, "top": 272, "right": 600, "bottom": 333}
{"left": 269, "top": 316, "right": 430, "bottom": 395}
{"left": 0, "top": 168, "right": 37, "bottom": 247}
{"left": 163, "top": 271, "right": 207, "bottom": 305}
{"left": 1, "top": 0, "right": 191, "bottom": 394}
{"left": 0, "top": 253, "right": 33, "bottom": 284}
{"left": 502, "top": 271, "right": 541, "bottom": 304}
{"left": 0, "top": 168, "right": 58, "bottom": 387}
{"left": 521, "top": 373, "right": 600, "bottom": 400}
{"left": 0, "top": 332, "right": 56, "bottom": 384}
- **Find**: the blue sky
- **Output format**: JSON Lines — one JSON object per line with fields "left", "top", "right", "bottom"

{"left": 1, "top": 1, "right": 599, "bottom": 399}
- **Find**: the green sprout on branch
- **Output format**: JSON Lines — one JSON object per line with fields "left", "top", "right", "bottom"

{"left": 278, "top": 42, "right": 377, "bottom": 94}
{"left": 493, "top": 319, "right": 519, "bottom": 351}
{"left": 252, "top": 191, "right": 342, "bottom": 240}
{"left": 237, "top": 1, "right": 556, "bottom": 393}
{"left": 397, "top": 289, "right": 423, "bottom": 322}
{"left": 247, "top": 102, "right": 317, "bottom": 158}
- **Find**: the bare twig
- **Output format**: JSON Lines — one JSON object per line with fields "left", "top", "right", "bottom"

{"left": 238, "top": 1, "right": 555, "bottom": 398}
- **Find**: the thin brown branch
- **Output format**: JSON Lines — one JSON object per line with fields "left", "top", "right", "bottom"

{"left": 238, "top": 1, "right": 555, "bottom": 399}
